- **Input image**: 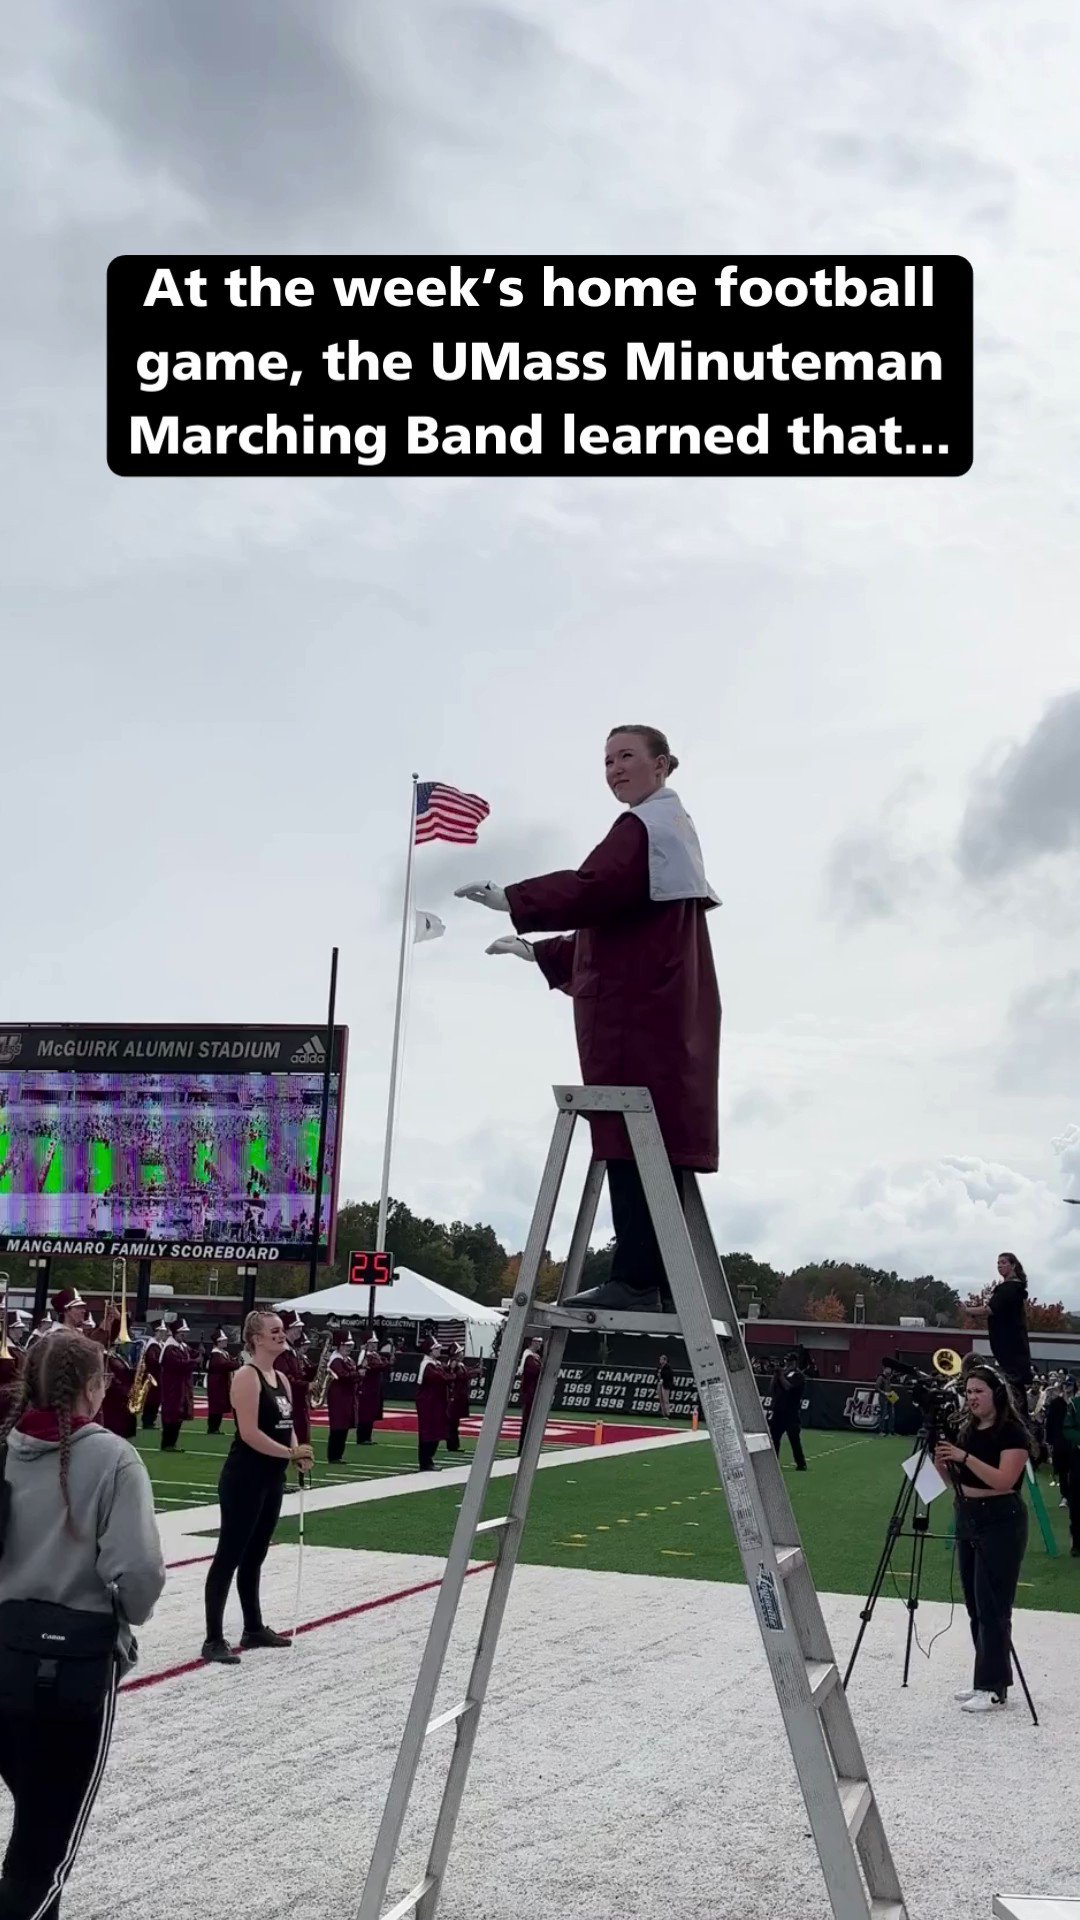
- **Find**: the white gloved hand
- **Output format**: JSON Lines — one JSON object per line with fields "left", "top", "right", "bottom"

{"left": 486, "top": 936, "right": 535, "bottom": 961}
{"left": 454, "top": 883, "right": 510, "bottom": 912}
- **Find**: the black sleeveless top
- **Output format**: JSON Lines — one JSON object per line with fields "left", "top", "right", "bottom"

{"left": 228, "top": 1365, "right": 293, "bottom": 1473}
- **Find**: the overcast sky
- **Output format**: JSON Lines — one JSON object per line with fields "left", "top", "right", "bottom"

{"left": 4, "top": 0, "right": 1079, "bottom": 1302}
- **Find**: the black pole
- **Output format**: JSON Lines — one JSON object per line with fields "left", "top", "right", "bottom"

{"left": 31, "top": 1257, "right": 51, "bottom": 1326}
{"left": 367, "top": 1282, "right": 377, "bottom": 1336}
{"left": 134, "top": 1257, "right": 151, "bottom": 1323}
{"left": 308, "top": 947, "right": 339, "bottom": 1295}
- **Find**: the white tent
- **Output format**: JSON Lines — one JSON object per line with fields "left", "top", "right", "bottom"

{"left": 275, "top": 1267, "right": 504, "bottom": 1357}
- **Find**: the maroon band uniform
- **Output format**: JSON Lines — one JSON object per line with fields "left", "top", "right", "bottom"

{"left": 206, "top": 1346, "right": 237, "bottom": 1433}
{"left": 325, "top": 1339, "right": 357, "bottom": 1464}
{"left": 415, "top": 1344, "right": 451, "bottom": 1472}
{"left": 355, "top": 1346, "right": 393, "bottom": 1445}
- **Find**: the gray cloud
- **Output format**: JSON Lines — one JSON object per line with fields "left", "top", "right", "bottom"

{"left": 728, "top": 1088, "right": 811, "bottom": 1128}
{"left": 997, "top": 971, "right": 1080, "bottom": 1096}
{"left": 957, "top": 690, "right": 1080, "bottom": 881}
{"left": 824, "top": 824, "right": 933, "bottom": 927}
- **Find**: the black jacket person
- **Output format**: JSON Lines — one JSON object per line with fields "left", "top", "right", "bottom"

{"left": 987, "top": 1253, "right": 1033, "bottom": 1392}
{"left": 767, "top": 1355, "right": 807, "bottom": 1471}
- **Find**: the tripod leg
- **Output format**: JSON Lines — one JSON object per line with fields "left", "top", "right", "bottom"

{"left": 843, "top": 1461, "right": 920, "bottom": 1688}
{"left": 901, "top": 1514, "right": 927, "bottom": 1688}
{"left": 1007, "top": 1638, "right": 1039, "bottom": 1726}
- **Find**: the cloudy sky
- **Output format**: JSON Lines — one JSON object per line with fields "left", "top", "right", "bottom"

{"left": 5, "top": 0, "right": 1079, "bottom": 1300}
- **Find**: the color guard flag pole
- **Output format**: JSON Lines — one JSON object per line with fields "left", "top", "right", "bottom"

{"left": 291, "top": 1469, "right": 307, "bottom": 1647}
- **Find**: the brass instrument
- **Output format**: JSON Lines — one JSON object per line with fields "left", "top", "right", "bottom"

{"left": 113, "top": 1258, "right": 131, "bottom": 1348}
{"left": 309, "top": 1332, "right": 335, "bottom": 1408}
{"left": 0, "top": 1273, "right": 11, "bottom": 1363}
{"left": 932, "top": 1348, "right": 962, "bottom": 1380}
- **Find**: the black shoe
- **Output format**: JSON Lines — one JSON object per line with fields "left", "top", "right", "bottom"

{"left": 201, "top": 1638, "right": 241, "bottom": 1665}
{"left": 562, "top": 1282, "right": 665, "bottom": 1313}
{"left": 239, "top": 1626, "right": 291, "bottom": 1650}
{"left": 1071, "top": 1546, "right": 1080, "bottom": 1558}
{"left": 795, "top": 1465, "right": 808, "bottom": 1472}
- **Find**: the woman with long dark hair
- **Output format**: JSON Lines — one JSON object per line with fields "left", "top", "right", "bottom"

{"left": 935, "top": 1364, "right": 1031, "bottom": 1714}
{"left": 0, "top": 1329, "right": 164, "bottom": 1917}
{"left": 986, "top": 1252, "right": 1033, "bottom": 1406}
{"left": 201, "top": 1311, "right": 314, "bottom": 1666}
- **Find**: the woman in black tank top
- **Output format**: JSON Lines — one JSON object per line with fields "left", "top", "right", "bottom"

{"left": 202, "top": 1312, "right": 314, "bottom": 1665}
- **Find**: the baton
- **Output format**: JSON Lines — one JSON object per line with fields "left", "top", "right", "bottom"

{"left": 291, "top": 1469, "right": 307, "bottom": 1648}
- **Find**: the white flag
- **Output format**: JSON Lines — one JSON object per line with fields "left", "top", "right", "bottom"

{"left": 414, "top": 910, "right": 446, "bottom": 944}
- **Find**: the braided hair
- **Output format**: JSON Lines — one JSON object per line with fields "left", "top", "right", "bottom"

{"left": 0, "top": 1330, "right": 104, "bottom": 1536}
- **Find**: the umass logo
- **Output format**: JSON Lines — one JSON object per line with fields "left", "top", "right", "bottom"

{"left": 0, "top": 1035, "right": 22, "bottom": 1066}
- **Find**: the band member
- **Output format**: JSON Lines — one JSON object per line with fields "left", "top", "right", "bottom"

{"left": 325, "top": 1329, "right": 357, "bottom": 1465}
{"left": 277, "top": 1311, "right": 316, "bottom": 1447}
{"left": 201, "top": 1311, "right": 314, "bottom": 1665}
{"left": 140, "top": 1321, "right": 166, "bottom": 1429}
{"left": 49, "top": 1288, "right": 91, "bottom": 1333}
{"left": 517, "top": 1338, "right": 543, "bottom": 1456}
{"left": 0, "top": 1332, "right": 22, "bottom": 1425}
{"left": 206, "top": 1330, "right": 237, "bottom": 1436}
{"left": 159, "top": 1315, "right": 197, "bottom": 1452}
{"left": 99, "top": 1339, "right": 138, "bottom": 1439}
{"left": 378, "top": 1341, "right": 394, "bottom": 1418}
{"left": 456, "top": 725, "right": 720, "bottom": 1311}
{"left": 24, "top": 1311, "right": 55, "bottom": 1353}
{"left": 415, "top": 1336, "right": 452, "bottom": 1471}
{"left": 768, "top": 1353, "right": 808, "bottom": 1470}
{"left": 443, "top": 1342, "right": 479, "bottom": 1453}
{"left": 355, "top": 1337, "right": 393, "bottom": 1445}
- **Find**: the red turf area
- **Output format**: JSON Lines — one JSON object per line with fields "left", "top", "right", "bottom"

{"left": 194, "top": 1401, "right": 665, "bottom": 1446}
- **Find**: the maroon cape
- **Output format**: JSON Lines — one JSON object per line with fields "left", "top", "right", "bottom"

{"left": 506, "top": 812, "right": 720, "bottom": 1168}
{"left": 326, "top": 1356, "right": 357, "bottom": 1430}
{"left": 277, "top": 1347, "right": 315, "bottom": 1445}
{"left": 415, "top": 1358, "right": 450, "bottom": 1444}
{"left": 356, "top": 1355, "right": 392, "bottom": 1424}
{"left": 519, "top": 1350, "right": 541, "bottom": 1411}
{"left": 206, "top": 1350, "right": 236, "bottom": 1422}
{"left": 159, "top": 1343, "right": 197, "bottom": 1423}
{"left": 100, "top": 1353, "right": 136, "bottom": 1439}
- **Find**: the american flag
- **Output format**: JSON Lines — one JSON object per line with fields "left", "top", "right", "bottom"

{"left": 415, "top": 782, "right": 490, "bottom": 846}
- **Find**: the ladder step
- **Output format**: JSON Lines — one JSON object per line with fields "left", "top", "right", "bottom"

{"left": 425, "top": 1699, "right": 478, "bottom": 1738}
{"left": 870, "top": 1903, "right": 907, "bottom": 1920}
{"left": 805, "top": 1660, "right": 838, "bottom": 1707}
{"left": 838, "top": 1777, "right": 873, "bottom": 1840}
{"left": 776, "top": 1545, "right": 804, "bottom": 1578}
{"left": 746, "top": 1432, "right": 773, "bottom": 1454}
{"left": 474, "top": 1515, "right": 516, "bottom": 1536}
{"left": 382, "top": 1877, "right": 436, "bottom": 1920}
{"left": 538, "top": 1306, "right": 732, "bottom": 1339}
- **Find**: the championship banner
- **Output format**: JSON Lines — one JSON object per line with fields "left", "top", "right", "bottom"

{"left": 0, "top": 1022, "right": 348, "bottom": 1263}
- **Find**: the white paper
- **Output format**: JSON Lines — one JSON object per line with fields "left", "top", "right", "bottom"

{"left": 901, "top": 1451, "right": 949, "bottom": 1505}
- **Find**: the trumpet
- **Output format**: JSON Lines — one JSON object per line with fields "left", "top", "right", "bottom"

{"left": 309, "top": 1333, "right": 335, "bottom": 1409}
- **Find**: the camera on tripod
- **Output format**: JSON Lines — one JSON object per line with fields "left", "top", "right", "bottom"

{"left": 884, "top": 1349, "right": 964, "bottom": 1440}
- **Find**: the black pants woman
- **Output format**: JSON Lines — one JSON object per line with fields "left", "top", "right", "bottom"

{"left": 935, "top": 1364, "right": 1031, "bottom": 1713}
{"left": 202, "top": 1312, "right": 313, "bottom": 1665}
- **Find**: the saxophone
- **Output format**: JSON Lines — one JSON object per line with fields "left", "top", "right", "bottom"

{"left": 128, "top": 1343, "right": 151, "bottom": 1416}
{"left": 309, "top": 1333, "right": 335, "bottom": 1409}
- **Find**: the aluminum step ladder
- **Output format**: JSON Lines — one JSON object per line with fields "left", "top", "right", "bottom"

{"left": 356, "top": 1086, "right": 907, "bottom": 1920}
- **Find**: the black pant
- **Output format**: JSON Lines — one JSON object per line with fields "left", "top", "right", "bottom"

{"left": 446, "top": 1421, "right": 461, "bottom": 1453}
{"left": 956, "top": 1495, "right": 1028, "bottom": 1695}
{"left": 517, "top": 1400, "right": 536, "bottom": 1457}
{"left": 140, "top": 1408, "right": 157, "bottom": 1430}
{"left": 769, "top": 1412, "right": 807, "bottom": 1470}
{"left": 607, "top": 1161, "right": 687, "bottom": 1294}
{"left": 204, "top": 1461, "right": 286, "bottom": 1643}
{"left": 160, "top": 1422, "right": 181, "bottom": 1450}
{"left": 207, "top": 1413, "right": 223, "bottom": 1436}
{"left": 355, "top": 1422, "right": 374, "bottom": 1445}
{"left": 1065, "top": 1445, "right": 1080, "bottom": 1548}
{"left": 418, "top": 1440, "right": 439, "bottom": 1471}
{"left": 0, "top": 1677, "right": 118, "bottom": 1920}
{"left": 327, "top": 1428, "right": 347, "bottom": 1464}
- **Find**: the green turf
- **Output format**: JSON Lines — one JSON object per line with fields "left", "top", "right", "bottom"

{"left": 272, "top": 1430, "right": 1080, "bottom": 1613}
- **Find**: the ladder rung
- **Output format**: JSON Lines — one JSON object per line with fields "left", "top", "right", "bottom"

{"left": 805, "top": 1660, "right": 838, "bottom": 1707}
{"left": 474, "top": 1515, "right": 516, "bottom": 1536}
{"left": 425, "top": 1699, "right": 478, "bottom": 1738}
{"left": 381, "top": 1877, "right": 436, "bottom": 1920}
{"left": 776, "top": 1545, "right": 804, "bottom": 1578}
{"left": 746, "top": 1431, "right": 773, "bottom": 1454}
{"left": 538, "top": 1305, "right": 732, "bottom": 1339}
{"left": 870, "top": 1903, "right": 906, "bottom": 1920}
{"left": 838, "top": 1777, "right": 872, "bottom": 1840}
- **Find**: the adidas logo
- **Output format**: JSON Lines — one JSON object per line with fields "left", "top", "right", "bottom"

{"left": 290, "top": 1034, "right": 327, "bottom": 1065}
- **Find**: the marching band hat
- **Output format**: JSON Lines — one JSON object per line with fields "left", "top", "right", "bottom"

{"left": 50, "top": 1288, "right": 84, "bottom": 1316}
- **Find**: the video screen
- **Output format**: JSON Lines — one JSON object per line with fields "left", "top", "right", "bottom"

{"left": 0, "top": 1060, "right": 342, "bottom": 1262}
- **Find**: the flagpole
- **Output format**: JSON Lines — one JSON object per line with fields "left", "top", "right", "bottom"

{"left": 376, "top": 777, "right": 419, "bottom": 1278}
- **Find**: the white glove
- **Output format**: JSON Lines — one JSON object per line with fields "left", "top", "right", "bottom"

{"left": 454, "top": 883, "right": 509, "bottom": 912}
{"left": 486, "top": 936, "right": 535, "bottom": 961}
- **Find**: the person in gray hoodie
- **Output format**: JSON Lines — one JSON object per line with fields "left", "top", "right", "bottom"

{"left": 0, "top": 1327, "right": 165, "bottom": 1919}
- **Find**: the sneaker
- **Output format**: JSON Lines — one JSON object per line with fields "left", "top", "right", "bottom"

{"left": 201, "top": 1638, "right": 241, "bottom": 1665}
{"left": 953, "top": 1688, "right": 977, "bottom": 1702}
{"left": 961, "top": 1690, "right": 1005, "bottom": 1713}
{"left": 239, "top": 1626, "right": 291, "bottom": 1650}
{"left": 1060, "top": 1498, "right": 1068, "bottom": 1509}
